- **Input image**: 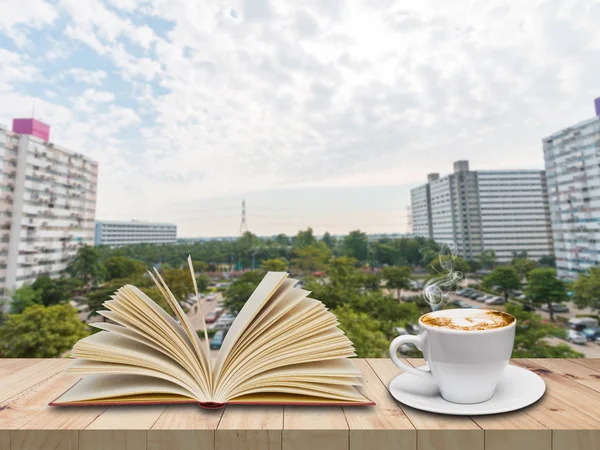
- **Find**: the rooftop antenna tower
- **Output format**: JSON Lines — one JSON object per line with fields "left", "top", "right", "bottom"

{"left": 239, "top": 199, "right": 248, "bottom": 235}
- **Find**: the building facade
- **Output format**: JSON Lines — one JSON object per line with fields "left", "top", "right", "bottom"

{"left": 543, "top": 98, "right": 600, "bottom": 279}
{"left": 411, "top": 160, "right": 553, "bottom": 262}
{"left": 95, "top": 220, "right": 177, "bottom": 247}
{"left": 0, "top": 119, "right": 98, "bottom": 295}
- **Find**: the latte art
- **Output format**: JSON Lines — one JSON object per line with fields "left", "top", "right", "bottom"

{"left": 421, "top": 310, "right": 514, "bottom": 331}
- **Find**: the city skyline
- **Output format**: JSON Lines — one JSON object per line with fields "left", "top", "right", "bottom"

{"left": 2, "top": 1, "right": 600, "bottom": 236}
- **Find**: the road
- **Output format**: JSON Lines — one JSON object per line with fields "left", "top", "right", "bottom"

{"left": 187, "top": 291, "right": 222, "bottom": 330}
{"left": 544, "top": 336, "right": 600, "bottom": 358}
{"left": 187, "top": 292, "right": 223, "bottom": 360}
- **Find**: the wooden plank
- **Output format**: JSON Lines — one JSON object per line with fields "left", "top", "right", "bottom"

{"left": 368, "top": 358, "right": 483, "bottom": 450}
{"left": 0, "top": 360, "right": 38, "bottom": 378}
{"left": 568, "top": 358, "right": 600, "bottom": 372}
{"left": 82, "top": 406, "right": 165, "bottom": 450}
{"left": 147, "top": 430, "right": 212, "bottom": 450}
{"left": 79, "top": 430, "right": 146, "bottom": 450}
{"left": 149, "top": 404, "right": 224, "bottom": 450}
{"left": 283, "top": 406, "right": 348, "bottom": 450}
{"left": 216, "top": 406, "right": 282, "bottom": 450}
{"left": 86, "top": 406, "right": 167, "bottom": 430}
{"left": 0, "top": 359, "right": 70, "bottom": 404}
{"left": 0, "top": 431, "right": 8, "bottom": 450}
{"left": 10, "top": 430, "right": 78, "bottom": 450}
{"left": 531, "top": 358, "right": 600, "bottom": 393}
{"left": 343, "top": 359, "right": 416, "bottom": 450}
{"left": 484, "top": 430, "right": 551, "bottom": 450}
{"left": 552, "top": 430, "right": 600, "bottom": 450}
{"left": 510, "top": 359, "right": 600, "bottom": 450}
{"left": 0, "top": 371, "right": 104, "bottom": 430}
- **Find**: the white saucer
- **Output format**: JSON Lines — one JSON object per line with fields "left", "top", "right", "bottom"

{"left": 388, "top": 364, "right": 545, "bottom": 415}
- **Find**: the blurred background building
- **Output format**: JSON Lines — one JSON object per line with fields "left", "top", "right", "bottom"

{"left": 0, "top": 118, "right": 98, "bottom": 295}
{"left": 95, "top": 220, "right": 177, "bottom": 247}
{"left": 543, "top": 98, "right": 600, "bottom": 279}
{"left": 411, "top": 160, "right": 553, "bottom": 262}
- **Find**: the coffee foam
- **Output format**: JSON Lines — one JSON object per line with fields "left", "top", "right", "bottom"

{"left": 421, "top": 310, "right": 514, "bottom": 331}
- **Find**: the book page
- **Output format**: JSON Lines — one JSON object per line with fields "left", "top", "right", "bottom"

{"left": 212, "top": 272, "right": 290, "bottom": 384}
{"left": 214, "top": 281, "right": 363, "bottom": 404}
{"left": 53, "top": 374, "right": 194, "bottom": 404}
{"left": 100, "top": 286, "right": 210, "bottom": 394}
{"left": 71, "top": 331, "right": 204, "bottom": 399}
{"left": 149, "top": 268, "right": 212, "bottom": 388}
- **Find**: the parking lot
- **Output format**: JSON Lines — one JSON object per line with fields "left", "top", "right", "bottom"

{"left": 402, "top": 288, "right": 600, "bottom": 358}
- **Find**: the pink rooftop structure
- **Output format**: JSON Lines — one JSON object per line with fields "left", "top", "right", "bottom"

{"left": 12, "top": 118, "right": 50, "bottom": 141}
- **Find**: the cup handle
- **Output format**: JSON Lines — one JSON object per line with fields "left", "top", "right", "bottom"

{"left": 389, "top": 333, "right": 434, "bottom": 380}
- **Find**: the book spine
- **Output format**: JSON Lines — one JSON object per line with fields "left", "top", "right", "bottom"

{"left": 197, "top": 402, "right": 226, "bottom": 409}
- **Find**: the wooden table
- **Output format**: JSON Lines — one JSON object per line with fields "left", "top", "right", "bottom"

{"left": 1, "top": 358, "right": 599, "bottom": 450}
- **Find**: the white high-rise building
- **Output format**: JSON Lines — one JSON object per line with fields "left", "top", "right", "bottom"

{"left": 0, "top": 119, "right": 97, "bottom": 296}
{"left": 543, "top": 97, "right": 600, "bottom": 279}
{"left": 95, "top": 220, "right": 177, "bottom": 247}
{"left": 411, "top": 161, "right": 553, "bottom": 262}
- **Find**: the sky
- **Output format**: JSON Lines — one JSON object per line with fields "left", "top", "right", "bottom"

{"left": 1, "top": 0, "right": 600, "bottom": 237}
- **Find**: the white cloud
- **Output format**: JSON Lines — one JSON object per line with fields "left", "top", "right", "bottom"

{"left": 65, "top": 69, "right": 107, "bottom": 85}
{"left": 0, "top": 0, "right": 57, "bottom": 45}
{"left": 2, "top": 0, "right": 600, "bottom": 235}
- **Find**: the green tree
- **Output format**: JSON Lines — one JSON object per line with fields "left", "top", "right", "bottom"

{"left": 161, "top": 268, "right": 194, "bottom": 300}
{"left": 292, "top": 242, "right": 332, "bottom": 273}
{"left": 427, "top": 256, "right": 470, "bottom": 276}
{"left": 196, "top": 273, "right": 210, "bottom": 292}
{"left": 321, "top": 232, "right": 337, "bottom": 250}
{"left": 104, "top": 256, "right": 147, "bottom": 280}
{"left": 526, "top": 268, "right": 566, "bottom": 322}
{"left": 333, "top": 304, "right": 389, "bottom": 358}
{"left": 65, "top": 245, "right": 107, "bottom": 287}
{"left": 31, "top": 276, "right": 83, "bottom": 307}
{"left": 382, "top": 266, "right": 413, "bottom": 301}
{"left": 260, "top": 258, "right": 288, "bottom": 272}
{"left": 274, "top": 234, "right": 291, "bottom": 246}
{"left": 342, "top": 230, "right": 369, "bottom": 263}
{"left": 483, "top": 266, "right": 521, "bottom": 302}
{"left": 306, "top": 257, "right": 363, "bottom": 310}
{"left": 191, "top": 260, "right": 209, "bottom": 272}
{"left": 572, "top": 267, "right": 600, "bottom": 311}
{"left": 478, "top": 249, "right": 497, "bottom": 270}
{"left": 10, "top": 285, "right": 42, "bottom": 314}
{"left": 538, "top": 255, "right": 556, "bottom": 268}
{"left": 0, "top": 304, "right": 89, "bottom": 358}
{"left": 512, "top": 258, "right": 537, "bottom": 281}
{"left": 506, "top": 303, "right": 583, "bottom": 358}
{"left": 224, "top": 270, "right": 264, "bottom": 314}
{"left": 360, "top": 272, "right": 381, "bottom": 291}
{"left": 294, "top": 227, "right": 317, "bottom": 248}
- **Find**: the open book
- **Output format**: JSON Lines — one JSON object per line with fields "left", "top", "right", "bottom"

{"left": 50, "top": 258, "right": 373, "bottom": 408}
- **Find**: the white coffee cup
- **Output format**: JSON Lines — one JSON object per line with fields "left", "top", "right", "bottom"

{"left": 389, "top": 308, "right": 516, "bottom": 404}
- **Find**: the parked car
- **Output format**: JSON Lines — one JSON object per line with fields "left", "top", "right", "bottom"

{"left": 582, "top": 327, "right": 600, "bottom": 342}
{"left": 541, "top": 303, "right": 570, "bottom": 313}
{"left": 480, "top": 295, "right": 496, "bottom": 303}
{"left": 485, "top": 296, "right": 506, "bottom": 305}
{"left": 210, "top": 330, "right": 225, "bottom": 350}
{"left": 465, "top": 291, "right": 480, "bottom": 299}
{"left": 457, "top": 288, "right": 473, "bottom": 296}
{"left": 568, "top": 317, "right": 599, "bottom": 330}
{"left": 566, "top": 329, "right": 587, "bottom": 345}
{"left": 205, "top": 311, "right": 220, "bottom": 324}
{"left": 518, "top": 303, "right": 536, "bottom": 312}
{"left": 206, "top": 293, "right": 217, "bottom": 301}
{"left": 450, "top": 299, "right": 472, "bottom": 308}
{"left": 474, "top": 294, "right": 489, "bottom": 302}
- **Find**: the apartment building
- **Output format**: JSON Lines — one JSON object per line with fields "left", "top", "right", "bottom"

{"left": 0, "top": 118, "right": 98, "bottom": 295}
{"left": 543, "top": 97, "right": 600, "bottom": 279}
{"left": 95, "top": 220, "right": 177, "bottom": 247}
{"left": 411, "top": 161, "right": 553, "bottom": 262}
